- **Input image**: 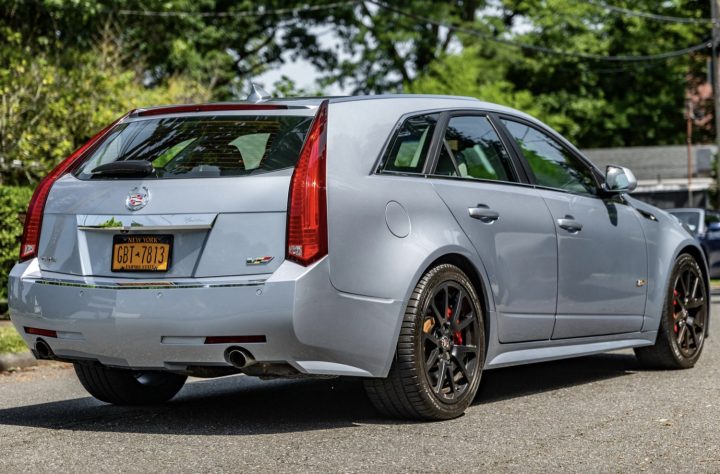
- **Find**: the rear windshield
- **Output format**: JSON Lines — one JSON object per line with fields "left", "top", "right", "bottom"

{"left": 75, "top": 115, "right": 313, "bottom": 179}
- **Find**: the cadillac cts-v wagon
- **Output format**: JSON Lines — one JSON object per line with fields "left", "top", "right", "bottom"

{"left": 9, "top": 94, "right": 709, "bottom": 420}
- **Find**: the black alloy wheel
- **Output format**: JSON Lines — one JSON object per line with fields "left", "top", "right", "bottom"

{"left": 364, "top": 264, "right": 485, "bottom": 420}
{"left": 635, "top": 254, "right": 707, "bottom": 369}
{"left": 421, "top": 281, "right": 481, "bottom": 403}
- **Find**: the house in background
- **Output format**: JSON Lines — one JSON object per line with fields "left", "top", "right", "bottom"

{"left": 582, "top": 145, "right": 715, "bottom": 210}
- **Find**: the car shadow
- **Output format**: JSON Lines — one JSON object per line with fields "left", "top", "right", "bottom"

{"left": 0, "top": 352, "right": 639, "bottom": 434}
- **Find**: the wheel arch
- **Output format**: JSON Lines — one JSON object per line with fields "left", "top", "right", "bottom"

{"left": 677, "top": 244, "right": 711, "bottom": 336}
{"left": 412, "top": 251, "right": 493, "bottom": 355}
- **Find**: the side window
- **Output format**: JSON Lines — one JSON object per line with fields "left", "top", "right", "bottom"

{"left": 433, "top": 115, "right": 515, "bottom": 182}
{"left": 381, "top": 113, "right": 440, "bottom": 174}
{"left": 502, "top": 119, "right": 597, "bottom": 195}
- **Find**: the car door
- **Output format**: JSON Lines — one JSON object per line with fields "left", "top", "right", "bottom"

{"left": 428, "top": 113, "right": 558, "bottom": 343}
{"left": 499, "top": 117, "right": 647, "bottom": 339}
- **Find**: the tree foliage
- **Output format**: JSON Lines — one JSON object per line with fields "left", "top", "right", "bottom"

{"left": 0, "top": 0, "right": 716, "bottom": 185}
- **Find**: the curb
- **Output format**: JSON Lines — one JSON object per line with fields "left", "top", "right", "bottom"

{"left": 0, "top": 351, "right": 37, "bottom": 372}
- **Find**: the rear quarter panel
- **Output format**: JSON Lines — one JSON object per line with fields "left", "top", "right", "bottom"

{"left": 325, "top": 98, "right": 496, "bottom": 309}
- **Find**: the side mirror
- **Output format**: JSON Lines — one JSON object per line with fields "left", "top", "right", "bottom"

{"left": 603, "top": 165, "right": 637, "bottom": 193}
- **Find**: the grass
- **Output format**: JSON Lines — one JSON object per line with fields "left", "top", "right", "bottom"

{"left": 0, "top": 325, "right": 28, "bottom": 354}
{"left": 712, "top": 279, "right": 720, "bottom": 287}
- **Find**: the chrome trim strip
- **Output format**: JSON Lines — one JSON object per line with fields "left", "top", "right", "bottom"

{"left": 24, "top": 277, "right": 266, "bottom": 290}
{"left": 77, "top": 225, "right": 212, "bottom": 232}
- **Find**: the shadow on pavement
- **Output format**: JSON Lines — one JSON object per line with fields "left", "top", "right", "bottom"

{"left": 0, "top": 352, "right": 639, "bottom": 434}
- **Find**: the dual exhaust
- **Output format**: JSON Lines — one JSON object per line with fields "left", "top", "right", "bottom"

{"left": 35, "top": 339, "right": 257, "bottom": 369}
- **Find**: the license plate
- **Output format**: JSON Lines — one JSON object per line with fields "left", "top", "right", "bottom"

{"left": 111, "top": 235, "right": 173, "bottom": 272}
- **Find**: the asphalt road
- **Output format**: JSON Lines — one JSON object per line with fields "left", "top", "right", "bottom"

{"left": 1, "top": 306, "right": 719, "bottom": 473}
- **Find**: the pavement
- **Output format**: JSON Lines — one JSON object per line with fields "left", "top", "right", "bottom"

{"left": 1, "top": 306, "right": 719, "bottom": 473}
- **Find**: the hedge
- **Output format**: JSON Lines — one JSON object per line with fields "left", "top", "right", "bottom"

{"left": 0, "top": 186, "right": 33, "bottom": 306}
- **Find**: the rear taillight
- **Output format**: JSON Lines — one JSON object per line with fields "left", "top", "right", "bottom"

{"left": 286, "top": 100, "right": 329, "bottom": 266}
{"left": 19, "top": 113, "right": 129, "bottom": 262}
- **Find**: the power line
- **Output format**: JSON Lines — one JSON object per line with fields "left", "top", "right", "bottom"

{"left": 367, "top": 0, "right": 712, "bottom": 62}
{"left": 118, "top": 2, "right": 356, "bottom": 18}
{"left": 586, "top": 0, "right": 715, "bottom": 26}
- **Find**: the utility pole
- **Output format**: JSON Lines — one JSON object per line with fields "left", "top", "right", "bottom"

{"left": 712, "top": 0, "right": 720, "bottom": 208}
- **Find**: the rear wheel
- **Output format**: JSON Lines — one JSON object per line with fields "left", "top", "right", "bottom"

{"left": 74, "top": 363, "right": 187, "bottom": 405}
{"left": 635, "top": 254, "right": 707, "bottom": 369}
{"left": 364, "top": 264, "right": 485, "bottom": 420}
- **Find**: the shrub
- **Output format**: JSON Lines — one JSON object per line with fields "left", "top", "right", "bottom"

{"left": 0, "top": 186, "right": 33, "bottom": 306}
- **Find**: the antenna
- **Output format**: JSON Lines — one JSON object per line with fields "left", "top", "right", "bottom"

{"left": 246, "top": 82, "right": 272, "bottom": 103}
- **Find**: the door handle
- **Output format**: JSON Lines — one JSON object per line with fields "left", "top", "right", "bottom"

{"left": 468, "top": 205, "right": 500, "bottom": 223}
{"left": 557, "top": 217, "right": 583, "bottom": 233}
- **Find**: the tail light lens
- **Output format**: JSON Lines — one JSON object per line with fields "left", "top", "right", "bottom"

{"left": 19, "top": 113, "right": 129, "bottom": 262}
{"left": 286, "top": 100, "right": 329, "bottom": 266}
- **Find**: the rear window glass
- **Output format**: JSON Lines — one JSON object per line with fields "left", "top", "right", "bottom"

{"left": 75, "top": 115, "right": 313, "bottom": 179}
{"left": 381, "top": 113, "right": 440, "bottom": 174}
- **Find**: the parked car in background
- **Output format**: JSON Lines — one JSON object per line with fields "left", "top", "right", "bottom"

{"left": 9, "top": 93, "right": 710, "bottom": 420}
{"left": 668, "top": 208, "right": 720, "bottom": 278}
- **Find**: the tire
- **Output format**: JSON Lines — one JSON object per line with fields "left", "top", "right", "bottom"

{"left": 74, "top": 363, "right": 187, "bottom": 405}
{"left": 364, "top": 264, "right": 485, "bottom": 420}
{"left": 634, "top": 253, "right": 708, "bottom": 369}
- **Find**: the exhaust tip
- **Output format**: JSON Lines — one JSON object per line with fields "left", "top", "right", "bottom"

{"left": 35, "top": 338, "right": 54, "bottom": 359}
{"left": 224, "top": 347, "right": 255, "bottom": 369}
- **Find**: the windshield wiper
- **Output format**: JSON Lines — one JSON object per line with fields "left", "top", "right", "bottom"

{"left": 91, "top": 160, "right": 155, "bottom": 177}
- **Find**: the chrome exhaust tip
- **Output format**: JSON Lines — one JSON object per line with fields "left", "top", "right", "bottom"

{"left": 224, "top": 347, "right": 256, "bottom": 369}
{"left": 35, "top": 338, "right": 54, "bottom": 360}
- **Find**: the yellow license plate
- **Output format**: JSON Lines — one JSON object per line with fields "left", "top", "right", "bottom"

{"left": 111, "top": 235, "right": 172, "bottom": 272}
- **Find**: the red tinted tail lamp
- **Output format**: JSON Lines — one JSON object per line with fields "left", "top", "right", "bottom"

{"left": 19, "top": 113, "right": 129, "bottom": 262}
{"left": 24, "top": 327, "right": 58, "bottom": 338}
{"left": 286, "top": 100, "right": 329, "bottom": 266}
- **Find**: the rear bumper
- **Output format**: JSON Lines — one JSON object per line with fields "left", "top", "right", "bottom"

{"left": 8, "top": 259, "right": 403, "bottom": 377}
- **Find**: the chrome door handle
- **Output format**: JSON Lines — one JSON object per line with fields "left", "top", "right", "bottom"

{"left": 468, "top": 205, "right": 500, "bottom": 223}
{"left": 557, "top": 217, "right": 583, "bottom": 233}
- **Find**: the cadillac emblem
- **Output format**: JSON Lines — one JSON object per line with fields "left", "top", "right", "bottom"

{"left": 126, "top": 186, "right": 150, "bottom": 211}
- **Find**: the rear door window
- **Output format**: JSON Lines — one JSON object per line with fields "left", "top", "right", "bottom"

{"left": 433, "top": 115, "right": 516, "bottom": 182}
{"left": 381, "top": 113, "right": 440, "bottom": 174}
{"left": 75, "top": 115, "right": 313, "bottom": 179}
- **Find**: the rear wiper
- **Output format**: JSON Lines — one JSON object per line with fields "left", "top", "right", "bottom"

{"left": 91, "top": 160, "right": 155, "bottom": 177}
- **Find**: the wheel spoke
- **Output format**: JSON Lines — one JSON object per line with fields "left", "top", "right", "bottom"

{"left": 447, "top": 364, "right": 457, "bottom": 394}
{"left": 687, "top": 324, "right": 698, "bottom": 348}
{"left": 677, "top": 324, "right": 687, "bottom": 347}
{"left": 443, "top": 285, "right": 449, "bottom": 318}
{"left": 454, "top": 312, "right": 475, "bottom": 331}
{"left": 686, "top": 297, "right": 705, "bottom": 309}
{"left": 430, "top": 302, "right": 444, "bottom": 327}
{"left": 434, "top": 360, "right": 447, "bottom": 393}
{"left": 452, "top": 353, "right": 471, "bottom": 382}
{"left": 453, "top": 344, "right": 478, "bottom": 357}
{"left": 452, "top": 289, "right": 465, "bottom": 319}
{"left": 423, "top": 332, "right": 440, "bottom": 348}
{"left": 426, "top": 348, "right": 440, "bottom": 369}
{"left": 690, "top": 274, "right": 699, "bottom": 300}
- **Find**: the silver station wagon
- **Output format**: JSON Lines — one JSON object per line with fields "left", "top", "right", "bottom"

{"left": 9, "top": 93, "right": 709, "bottom": 420}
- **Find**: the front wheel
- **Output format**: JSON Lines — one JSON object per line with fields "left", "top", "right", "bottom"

{"left": 364, "top": 264, "right": 485, "bottom": 420}
{"left": 635, "top": 253, "right": 708, "bottom": 369}
{"left": 74, "top": 363, "right": 187, "bottom": 405}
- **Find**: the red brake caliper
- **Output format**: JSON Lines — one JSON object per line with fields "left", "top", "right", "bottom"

{"left": 447, "top": 306, "right": 463, "bottom": 345}
{"left": 673, "top": 289, "right": 679, "bottom": 333}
